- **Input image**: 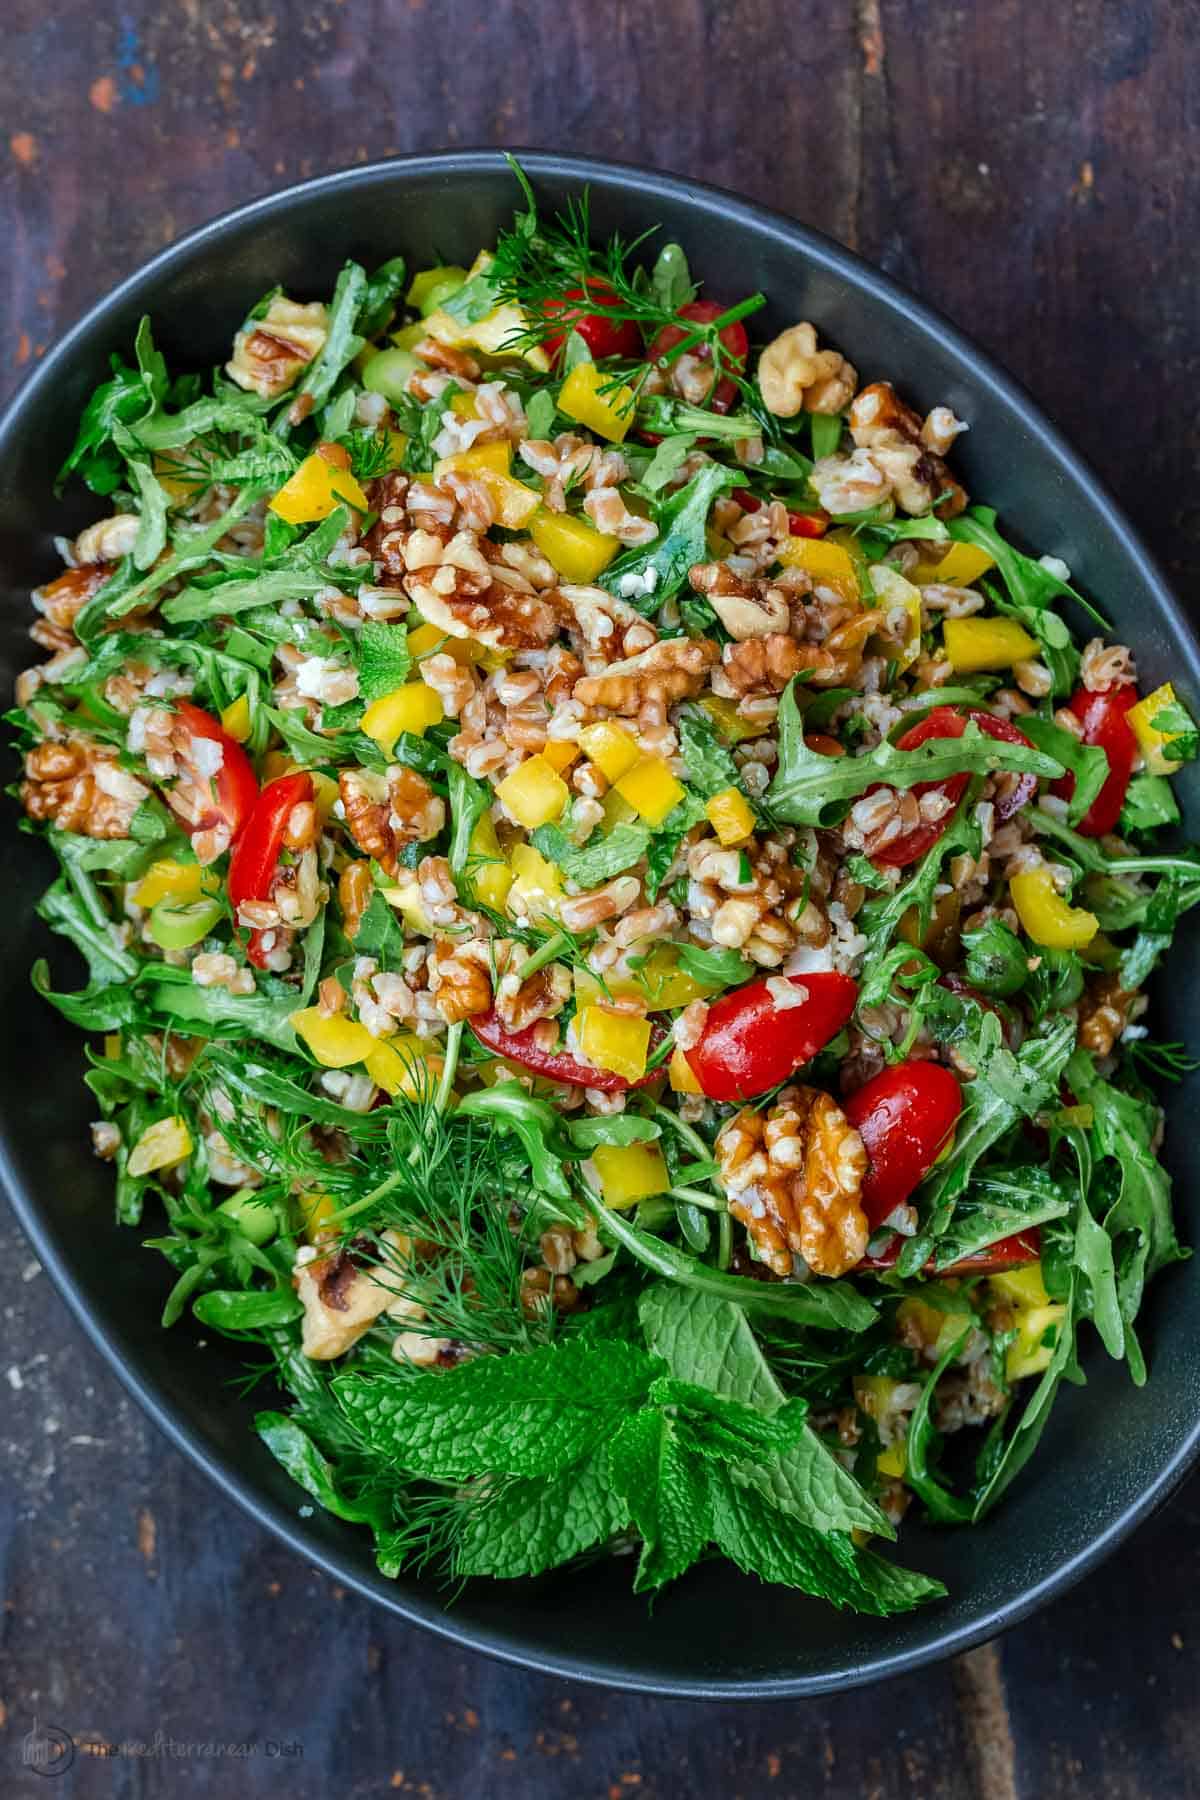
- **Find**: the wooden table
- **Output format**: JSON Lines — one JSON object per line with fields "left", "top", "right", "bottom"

{"left": 2, "top": 2, "right": 1197, "bottom": 1792}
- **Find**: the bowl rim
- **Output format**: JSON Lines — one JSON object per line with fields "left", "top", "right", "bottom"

{"left": 3, "top": 145, "right": 1198, "bottom": 1699}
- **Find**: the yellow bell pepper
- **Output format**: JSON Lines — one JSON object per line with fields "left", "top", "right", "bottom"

{"left": 220, "top": 693, "right": 253, "bottom": 744}
{"left": 601, "top": 787, "right": 639, "bottom": 830}
{"left": 435, "top": 439, "right": 511, "bottom": 478}
{"left": 578, "top": 721, "right": 641, "bottom": 783}
{"left": 615, "top": 756, "right": 686, "bottom": 828}
{"left": 776, "top": 535, "right": 860, "bottom": 602}
{"left": 896, "top": 1297, "right": 971, "bottom": 1360}
{"left": 290, "top": 1007, "right": 377, "bottom": 1069}
{"left": 507, "top": 842, "right": 564, "bottom": 918}
{"left": 380, "top": 878, "right": 434, "bottom": 936}
{"left": 380, "top": 428, "right": 408, "bottom": 469}
{"left": 496, "top": 755, "right": 570, "bottom": 829}
{"left": 530, "top": 507, "right": 620, "bottom": 583}
{"left": 300, "top": 1190, "right": 339, "bottom": 1245}
{"left": 989, "top": 1263, "right": 1051, "bottom": 1309}
{"left": 913, "top": 541, "right": 995, "bottom": 587}
{"left": 1127, "top": 681, "right": 1189, "bottom": 775}
{"left": 876, "top": 1442, "right": 908, "bottom": 1480}
{"left": 153, "top": 450, "right": 196, "bottom": 502}
{"left": 1005, "top": 1303, "right": 1068, "bottom": 1381}
{"left": 575, "top": 948, "right": 711, "bottom": 1013}
{"left": 577, "top": 1005, "right": 651, "bottom": 1083}
{"left": 422, "top": 250, "right": 550, "bottom": 370}
{"left": 592, "top": 1141, "right": 670, "bottom": 1208}
{"left": 706, "top": 786, "right": 755, "bottom": 847}
{"left": 541, "top": 739, "right": 580, "bottom": 774}
{"left": 407, "top": 620, "right": 487, "bottom": 667}
{"left": 268, "top": 452, "right": 368, "bottom": 524}
{"left": 696, "top": 693, "right": 768, "bottom": 743}
{"left": 1010, "top": 865, "right": 1098, "bottom": 950}
{"left": 466, "top": 812, "right": 513, "bottom": 911}
{"left": 406, "top": 264, "right": 468, "bottom": 315}
{"left": 669, "top": 1045, "right": 703, "bottom": 1094}
{"left": 558, "top": 361, "right": 637, "bottom": 443}
{"left": 360, "top": 683, "right": 444, "bottom": 753}
{"left": 127, "top": 1116, "right": 193, "bottom": 1178}
{"left": 943, "top": 615, "right": 1039, "bottom": 673}
{"left": 449, "top": 390, "right": 479, "bottom": 420}
{"left": 869, "top": 564, "right": 924, "bottom": 669}
{"left": 389, "top": 320, "right": 426, "bottom": 352}
{"left": 132, "top": 859, "right": 218, "bottom": 909}
{"left": 852, "top": 1377, "right": 909, "bottom": 1478}
{"left": 103, "top": 1034, "right": 122, "bottom": 1061}
{"left": 432, "top": 441, "right": 541, "bottom": 530}
{"left": 308, "top": 770, "right": 339, "bottom": 826}
{"left": 364, "top": 1033, "right": 440, "bottom": 1099}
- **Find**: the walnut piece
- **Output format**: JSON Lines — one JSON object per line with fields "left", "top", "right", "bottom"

{"left": 21, "top": 739, "right": 149, "bottom": 839}
{"left": 30, "top": 562, "right": 114, "bottom": 652}
{"left": 572, "top": 636, "right": 718, "bottom": 715}
{"left": 758, "top": 322, "right": 858, "bottom": 418}
{"left": 338, "top": 768, "right": 444, "bottom": 877}
{"left": 430, "top": 940, "right": 492, "bottom": 1024}
{"left": 717, "top": 1086, "right": 868, "bottom": 1277}
{"left": 227, "top": 296, "right": 330, "bottom": 399}
{"left": 296, "top": 1231, "right": 411, "bottom": 1361}
{"left": 1077, "top": 972, "right": 1136, "bottom": 1057}
{"left": 689, "top": 562, "right": 791, "bottom": 639}
{"left": 718, "top": 612, "right": 875, "bottom": 696}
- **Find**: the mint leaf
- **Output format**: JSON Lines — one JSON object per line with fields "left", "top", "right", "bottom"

{"left": 607, "top": 1410, "right": 710, "bottom": 1592}
{"left": 531, "top": 821, "right": 650, "bottom": 886}
{"left": 355, "top": 621, "right": 411, "bottom": 703}
{"left": 333, "top": 1339, "right": 661, "bottom": 1480}
{"left": 453, "top": 1451, "right": 626, "bottom": 1578}
{"left": 650, "top": 1378, "right": 809, "bottom": 1466}
{"left": 678, "top": 708, "right": 742, "bottom": 797}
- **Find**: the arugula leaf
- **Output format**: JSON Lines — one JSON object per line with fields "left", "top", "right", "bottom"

{"left": 674, "top": 943, "right": 754, "bottom": 990}
{"left": 1149, "top": 699, "right": 1199, "bottom": 765}
{"left": 354, "top": 620, "right": 411, "bottom": 702}
{"left": 649, "top": 242, "right": 695, "bottom": 312}
{"left": 358, "top": 255, "right": 408, "bottom": 340}
{"left": 57, "top": 349, "right": 155, "bottom": 493}
{"left": 531, "top": 821, "right": 650, "bottom": 887}
{"left": 32, "top": 960, "right": 139, "bottom": 1033}
{"left": 451, "top": 1451, "right": 626, "bottom": 1578}
{"left": 81, "top": 487, "right": 269, "bottom": 637}
{"left": 857, "top": 793, "right": 981, "bottom": 996}
{"left": 127, "top": 457, "right": 171, "bottom": 571}
{"left": 137, "top": 965, "right": 301, "bottom": 1054}
{"left": 607, "top": 1409, "right": 710, "bottom": 1592}
{"left": 36, "top": 879, "right": 140, "bottom": 987}
{"left": 1018, "top": 714, "right": 1108, "bottom": 826}
{"left": 928, "top": 1167, "right": 1073, "bottom": 1269}
{"left": 809, "top": 411, "right": 843, "bottom": 461}
{"left": 972, "top": 1283, "right": 1079, "bottom": 1518}
{"left": 257, "top": 1412, "right": 392, "bottom": 1527}
{"left": 960, "top": 916, "right": 1029, "bottom": 997}
{"left": 677, "top": 708, "right": 742, "bottom": 797}
{"left": 769, "top": 682, "right": 1061, "bottom": 827}
{"left": 289, "top": 260, "right": 367, "bottom": 413}
{"left": 1120, "top": 773, "right": 1180, "bottom": 834}
{"left": 600, "top": 462, "right": 736, "bottom": 607}
{"left": 524, "top": 387, "right": 557, "bottom": 439}
{"left": 949, "top": 507, "right": 1104, "bottom": 624}
{"left": 640, "top": 433, "right": 700, "bottom": 494}
{"left": 455, "top": 1083, "right": 573, "bottom": 1201}
{"left": 1068, "top": 1049, "right": 1186, "bottom": 1299}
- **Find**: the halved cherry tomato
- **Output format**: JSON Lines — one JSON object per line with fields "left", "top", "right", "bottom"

{"left": 540, "top": 281, "right": 644, "bottom": 364}
{"left": 229, "top": 772, "right": 313, "bottom": 969}
{"left": 731, "top": 489, "right": 829, "bottom": 536}
{"left": 170, "top": 701, "right": 258, "bottom": 844}
{"left": 1051, "top": 684, "right": 1138, "bottom": 837}
{"left": 843, "top": 1060, "right": 963, "bottom": 1229}
{"left": 684, "top": 971, "right": 857, "bottom": 1103}
{"left": 648, "top": 299, "right": 750, "bottom": 415}
{"left": 871, "top": 707, "right": 1038, "bottom": 868}
{"left": 859, "top": 1227, "right": 1041, "bottom": 1275}
{"left": 470, "top": 1009, "right": 661, "bottom": 1093}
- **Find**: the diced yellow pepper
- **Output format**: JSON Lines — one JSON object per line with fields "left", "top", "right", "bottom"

{"left": 466, "top": 812, "right": 513, "bottom": 911}
{"left": 103, "top": 1034, "right": 122, "bottom": 1061}
{"left": 432, "top": 442, "right": 540, "bottom": 526}
{"left": 220, "top": 693, "right": 253, "bottom": 743}
{"left": 600, "top": 787, "right": 639, "bottom": 829}
{"left": 896, "top": 1297, "right": 971, "bottom": 1360}
{"left": 577, "top": 1005, "right": 651, "bottom": 1083}
{"left": 132, "top": 859, "right": 217, "bottom": 909}
{"left": 557, "top": 361, "right": 637, "bottom": 443}
{"left": 914, "top": 541, "right": 995, "bottom": 587}
{"left": 989, "top": 1263, "right": 1051, "bottom": 1309}
{"left": 407, "top": 620, "right": 487, "bottom": 667}
{"left": 380, "top": 878, "right": 434, "bottom": 936}
{"left": 260, "top": 750, "right": 294, "bottom": 785}
{"left": 496, "top": 755, "right": 570, "bottom": 829}
{"left": 390, "top": 320, "right": 426, "bottom": 352}
{"left": 1005, "top": 1302, "right": 1067, "bottom": 1381}
{"left": 360, "top": 683, "right": 444, "bottom": 752}
{"left": 435, "top": 439, "right": 511, "bottom": 478}
{"left": 943, "top": 615, "right": 1039, "bottom": 673}
{"left": 541, "top": 739, "right": 580, "bottom": 774}
{"left": 669, "top": 1045, "right": 703, "bottom": 1093}
{"left": 592, "top": 1140, "right": 670, "bottom": 1209}
{"left": 508, "top": 843, "right": 564, "bottom": 918}
{"left": 615, "top": 755, "right": 686, "bottom": 828}
{"left": 127, "top": 1116, "right": 193, "bottom": 1178}
{"left": 776, "top": 535, "right": 860, "bottom": 602}
{"left": 852, "top": 1375, "right": 908, "bottom": 1476}
{"left": 578, "top": 721, "right": 641, "bottom": 783}
{"left": 449, "top": 390, "right": 479, "bottom": 419}
{"left": 364, "top": 1033, "right": 440, "bottom": 1099}
{"left": 575, "top": 948, "right": 711, "bottom": 1013}
{"left": 381, "top": 428, "right": 408, "bottom": 469}
{"left": 876, "top": 1443, "right": 908, "bottom": 1480}
{"left": 706, "top": 786, "right": 755, "bottom": 846}
{"left": 300, "top": 1190, "right": 339, "bottom": 1246}
{"left": 290, "top": 1007, "right": 377, "bottom": 1069}
{"left": 268, "top": 452, "right": 368, "bottom": 524}
{"left": 422, "top": 250, "right": 550, "bottom": 370}
{"left": 309, "top": 770, "right": 339, "bottom": 825}
{"left": 869, "top": 564, "right": 924, "bottom": 669}
{"left": 1127, "top": 681, "right": 1188, "bottom": 776}
{"left": 696, "top": 693, "right": 769, "bottom": 743}
{"left": 530, "top": 507, "right": 620, "bottom": 583}
{"left": 1010, "top": 865, "right": 1098, "bottom": 950}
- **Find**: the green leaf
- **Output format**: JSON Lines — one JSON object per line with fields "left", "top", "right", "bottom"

{"left": 564, "top": 1114, "right": 661, "bottom": 1151}
{"left": 354, "top": 620, "right": 411, "bottom": 703}
{"left": 601, "top": 462, "right": 736, "bottom": 607}
{"left": 455, "top": 1082, "right": 573, "bottom": 1201}
{"left": 1068, "top": 1050, "right": 1186, "bottom": 1291}
{"left": 1120, "top": 773, "right": 1180, "bottom": 834}
{"left": 349, "top": 890, "right": 408, "bottom": 964}
{"left": 57, "top": 351, "right": 154, "bottom": 492}
{"left": 291, "top": 260, "right": 367, "bottom": 412}
{"left": 857, "top": 793, "right": 982, "bottom": 995}
{"left": 531, "top": 821, "right": 650, "bottom": 886}
{"left": 32, "top": 959, "right": 139, "bottom": 1032}
{"left": 640, "top": 433, "right": 700, "bottom": 495}
{"left": 649, "top": 242, "right": 695, "bottom": 312}
{"left": 809, "top": 411, "right": 843, "bottom": 461}
{"left": 960, "top": 916, "right": 1029, "bottom": 997}
{"left": 192, "top": 1287, "right": 303, "bottom": 1329}
{"left": 127, "top": 457, "right": 171, "bottom": 571}
{"left": 928, "top": 1167, "right": 1073, "bottom": 1269}
{"left": 674, "top": 943, "right": 754, "bottom": 990}
{"left": 257, "top": 1412, "right": 391, "bottom": 1527}
{"left": 137, "top": 965, "right": 300, "bottom": 1054}
{"left": 607, "top": 1410, "right": 710, "bottom": 1592}
{"left": 677, "top": 708, "right": 742, "bottom": 797}
{"left": 453, "top": 1450, "right": 626, "bottom": 1578}
{"left": 904, "top": 1327, "right": 977, "bottom": 1523}
{"left": 36, "top": 878, "right": 139, "bottom": 986}
{"left": 81, "top": 487, "right": 269, "bottom": 637}
{"left": 333, "top": 1338, "right": 661, "bottom": 1480}
{"left": 1018, "top": 714, "right": 1108, "bottom": 826}
{"left": 524, "top": 387, "right": 557, "bottom": 439}
{"left": 1148, "top": 699, "right": 1199, "bottom": 765}
{"left": 358, "top": 254, "right": 409, "bottom": 339}
{"left": 971, "top": 1284, "right": 1078, "bottom": 1518}
{"left": 769, "top": 683, "right": 1062, "bottom": 827}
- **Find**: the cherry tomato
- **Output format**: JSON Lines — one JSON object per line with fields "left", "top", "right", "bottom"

{"left": 684, "top": 971, "right": 858, "bottom": 1103}
{"left": 648, "top": 299, "right": 749, "bottom": 414}
{"left": 470, "top": 1010, "right": 660, "bottom": 1093}
{"left": 871, "top": 707, "right": 1038, "bottom": 868}
{"left": 1051, "top": 684, "right": 1138, "bottom": 837}
{"left": 540, "top": 281, "right": 643, "bottom": 364}
{"left": 843, "top": 1061, "right": 963, "bottom": 1229}
{"left": 858, "top": 1227, "right": 1041, "bottom": 1276}
{"left": 170, "top": 701, "right": 258, "bottom": 844}
{"left": 229, "top": 772, "right": 313, "bottom": 969}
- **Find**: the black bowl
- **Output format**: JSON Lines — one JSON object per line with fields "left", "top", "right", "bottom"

{"left": 2, "top": 150, "right": 1198, "bottom": 1698}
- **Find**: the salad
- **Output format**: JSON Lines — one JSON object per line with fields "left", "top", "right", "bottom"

{"left": 14, "top": 163, "right": 1200, "bottom": 1617}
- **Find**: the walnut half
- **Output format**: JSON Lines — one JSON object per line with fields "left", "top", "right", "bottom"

{"left": 717, "top": 1085, "right": 868, "bottom": 1277}
{"left": 758, "top": 322, "right": 858, "bottom": 418}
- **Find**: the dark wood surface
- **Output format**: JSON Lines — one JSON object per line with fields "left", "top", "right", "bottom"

{"left": 2, "top": 2, "right": 1199, "bottom": 1792}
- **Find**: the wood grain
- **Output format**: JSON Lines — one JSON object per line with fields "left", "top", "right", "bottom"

{"left": 3, "top": 1, "right": 1199, "bottom": 1793}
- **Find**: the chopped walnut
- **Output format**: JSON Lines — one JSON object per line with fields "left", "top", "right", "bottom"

{"left": 557, "top": 584, "right": 657, "bottom": 671}
{"left": 495, "top": 960, "right": 572, "bottom": 1031}
{"left": 583, "top": 487, "right": 659, "bottom": 546}
{"left": 337, "top": 861, "right": 373, "bottom": 939}
{"left": 430, "top": 940, "right": 492, "bottom": 1024}
{"left": 717, "top": 612, "right": 875, "bottom": 696}
{"left": 21, "top": 738, "right": 149, "bottom": 839}
{"left": 295, "top": 1230, "right": 412, "bottom": 1361}
{"left": 573, "top": 636, "right": 718, "bottom": 719}
{"left": 30, "top": 562, "right": 114, "bottom": 652}
{"left": 717, "top": 1086, "right": 868, "bottom": 1278}
{"left": 848, "top": 382, "right": 967, "bottom": 518}
{"left": 1077, "top": 972, "right": 1137, "bottom": 1057}
{"left": 405, "top": 530, "right": 563, "bottom": 653}
{"left": 338, "top": 767, "right": 443, "bottom": 876}
{"left": 227, "top": 296, "right": 329, "bottom": 399}
{"left": 758, "top": 322, "right": 858, "bottom": 418}
{"left": 689, "top": 562, "right": 791, "bottom": 639}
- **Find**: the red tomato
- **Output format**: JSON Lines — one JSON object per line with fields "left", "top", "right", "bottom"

{"left": 684, "top": 972, "right": 857, "bottom": 1103}
{"left": 858, "top": 1228, "right": 1041, "bottom": 1275}
{"left": 170, "top": 701, "right": 258, "bottom": 844}
{"left": 470, "top": 1010, "right": 660, "bottom": 1093}
{"left": 648, "top": 299, "right": 749, "bottom": 414}
{"left": 843, "top": 1061, "right": 963, "bottom": 1229}
{"left": 870, "top": 707, "right": 1038, "bottom": 868}
{"left": 229, "top": 772, "right": 313, "bottom": 969}
{"left": 1051, "top": 684, "right": 1138, "bottom": 836}
{"left": 731, "top": 489, "right": 828, "bottom": 537}
{"left": 540, "top": 281, "right": 643, "bottom": 364}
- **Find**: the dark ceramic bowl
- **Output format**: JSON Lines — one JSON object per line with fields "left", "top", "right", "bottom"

{"left": 2, "top": 150, "right": 1198, "bottom": 1698}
